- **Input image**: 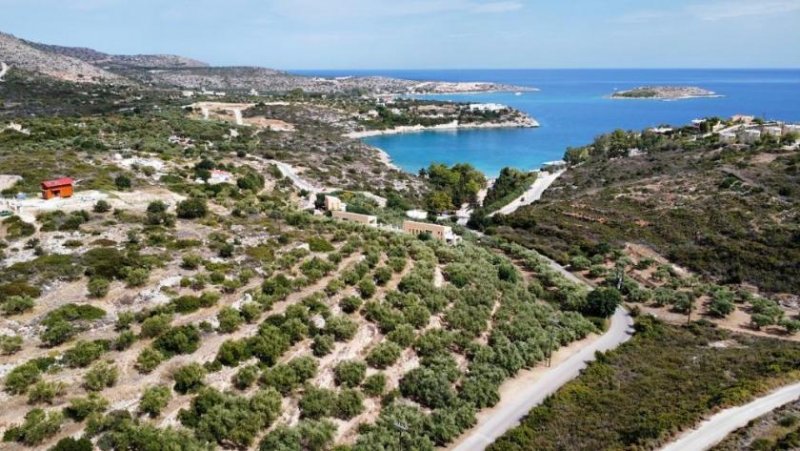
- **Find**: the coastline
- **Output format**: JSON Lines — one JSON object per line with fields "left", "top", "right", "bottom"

{"left": 345, "top": 119, "right": 540, "bottom": 139}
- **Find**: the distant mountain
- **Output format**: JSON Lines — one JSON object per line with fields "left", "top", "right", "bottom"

{"left": 23, "top": 39, "right": 208, "bottom": 69}
{"left": 0, "top": 32, "right": 127, "bottom": 83}
{"left": 0, "top": 30, "right": 531, "bottom": 94}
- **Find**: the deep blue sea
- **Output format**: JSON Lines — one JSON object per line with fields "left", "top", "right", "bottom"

{"left": 294, "top": 69, "right": 800, "bottom": 176}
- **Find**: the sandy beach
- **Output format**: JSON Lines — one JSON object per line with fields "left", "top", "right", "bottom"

{"left": 345, "top": 119, "right": 539, "bottom": 139}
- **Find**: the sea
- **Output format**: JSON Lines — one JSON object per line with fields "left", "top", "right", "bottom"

{"left": 294, "top": 69, "right": 800, "bottom": 177}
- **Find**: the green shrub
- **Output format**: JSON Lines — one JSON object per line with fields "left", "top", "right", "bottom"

{"left": 139, "top": 385, "right": 172, "bottom": 417}
{"left": 87, "top": 277, "right": 110, "bottom": 298}
{"left": 135, "top": 347, "right": 164, "bottom": 373}
{"left": 333, "top": 360, "right": 367, "bottom": 388}
{"left": 83, "top": 361, "right": 118, "bottom": 391}
{"left": 2, "top": 408, "right": 63, "bottom": 445}
{"left": 63, "top": 393, "right": 108, "bottom": 421}
{"left": 173, "top": 363, "right": 206, "bottom": 394}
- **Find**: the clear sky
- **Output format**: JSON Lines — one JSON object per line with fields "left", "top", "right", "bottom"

{"left": 1, "top": 0, "right": 799, "bottom": 69}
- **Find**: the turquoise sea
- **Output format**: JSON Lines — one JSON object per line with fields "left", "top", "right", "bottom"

{"left": 296, "top": 70, "right": 800, "bottom": 176}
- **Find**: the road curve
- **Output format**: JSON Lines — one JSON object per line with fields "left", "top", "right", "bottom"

{"left": 450, "top": 306, "right": 634, "bottom": 451}
{"left": 660, "top": 382, "right": 800, "bottom": 451}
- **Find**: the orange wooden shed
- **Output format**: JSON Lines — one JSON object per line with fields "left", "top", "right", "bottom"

{"left": 41, "top": 177, "right": 74, "bottom": 200}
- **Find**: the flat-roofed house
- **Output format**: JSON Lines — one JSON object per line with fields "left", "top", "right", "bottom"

{"left": 402, "top": 220, "right": 461, "bottom": 245}
{"left": 332, "top": 210, "right": 377, "bottom": 226}
{"left": 325, "top": 196, "right": 346, "bottom": 212}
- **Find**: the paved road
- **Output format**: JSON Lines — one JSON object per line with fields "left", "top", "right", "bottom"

{"left": 661, "top": 382, "right": 800, "bottom": 451}
{"left": 267, "top": 159, "right": 329, "bottom": 194}
{"left": 451, "top": 306, "right": 634, "bottom": 451}
{"left": 490, "top": 169, "right": 565, "bottom": 217}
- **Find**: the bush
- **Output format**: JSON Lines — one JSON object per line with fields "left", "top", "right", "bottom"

{"left": 0, "top": 334, "right": 23, "bottom": 355}
{"left": 139, "top": 313, "right": 172, "bottom": 338}
{"left": 362, "top": 373, "right": 387, "bottom": 397}
{"left": 153, "top": 325, "right": 201, "bottom": 356}
{"left": 125, "top": 267, "right": 150, "bottom": 287}
{"left": 63, "top": 393, "right": 108, "bottom": 421}
{"left": 93, "top": 200, "right": 111, "bottom": 213}
{"left": 299, "top": 386, "right": 337, "bottom": 419}
{"left": 27, "top": 380, "right": 66, "bottom": 404}
{"left": 135, "top": 347, "right": 164, "bottom": 373}
{"left": 2, "top": 408, "right": 63, "bottom": 445}
{"left": 335, "top": 388, "right": 365, "bottom": 419}
{"left": 139, "top": 385, "right": 172, "bottom": 417}
{"left": 63, "top": 340, "right": 109, "bottom": 368}
{"left": 87, "top": 277, "right": 110, "bottom": 298}
{"left": 326, "top": 315, "right": 358, "bottom": 341}
{"left": 234, "top": 365, "right": 260, "bottom": 390}
{"left": 173, "top": 363, "right": 206, "bottom": 393}
{"left": 114, "top": 175, "right": 132, "bottom": 190}
{"left": 83, "top": 361, "right": 118, "bottom": 391}
{"left": 366, "top": 342, "right": 402, "bottom": 369}
{"left": 51, "top": 437, "right": 93, "bottom": 451}
{"left": 4, "top": 362, "right": 41, "bottom": 394}
{"left": 340, "top": 296, "right": 363, "bottom": 314}
{"left": 358, "top": 278, "right": 377, "bottom": 299}
{"left": 217, "top": 307, "right": 244, "bottom": 333}
{"left": 176, "top": 198, "right": 208, "bottom": 219}
{"left": 258, "top": 419, "right": 336, "bottom": 451}
{"left": 333, "top": 360, "right": 367, "bottom": 388}
{"left": 1, "top": 295, "right": 35, "bottom": 316}
{"left": 312, "top": 334, "right": 335, "bottom": 357}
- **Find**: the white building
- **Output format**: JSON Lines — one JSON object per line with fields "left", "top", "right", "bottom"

{"left": 324, "top": 196, "right": 346, "bottom": 212}
{"left": 406, "top": 209, "right": 428, "bottom": 220}
{"left": 762, "top": 126, "right": 783, "bottom": 138}
{"left": 719, "top": 131, "right": 737, "bottom": 144}
{"left": 739, "top": 129, "right": 762, "bottom": 144}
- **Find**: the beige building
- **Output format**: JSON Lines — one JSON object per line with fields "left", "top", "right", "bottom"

{"left": 402, "top": 220, "right": 460, "bottom": 245}
{"left": 325, "top": 195, "right": 346, "bottom": 212}
{"left": 332, "top": 210, "right": 377, "bottom": 226}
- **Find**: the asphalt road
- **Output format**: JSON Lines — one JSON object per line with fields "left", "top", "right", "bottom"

{"left": 661, "top": 382, "right": 800, "bottom": 451}
{"left": 490, "top": 169, "right": 565, "bottom": 217}
{"left": 451, "top": 306, "right": 634, "bottom": 451}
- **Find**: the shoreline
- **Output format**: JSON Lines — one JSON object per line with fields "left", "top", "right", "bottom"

{"left": 345, "top": 119, "right": 539, "bottom": 139}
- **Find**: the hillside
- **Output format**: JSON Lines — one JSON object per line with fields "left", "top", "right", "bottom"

{"left": 0, "top": 33, "right": 126, "bottom": 84}
{"left": 24, "top": 39, "right": 208, "bottom": 69}
{"left": 489, "top": 122, "right": 800, "bottom": 295}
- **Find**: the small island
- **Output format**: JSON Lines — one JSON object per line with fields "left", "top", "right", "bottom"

{"left": 611, "top": 86, "right": 718, "bottom": 100}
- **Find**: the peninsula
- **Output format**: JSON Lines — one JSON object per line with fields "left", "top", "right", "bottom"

{"left": 611, "top": 85, "right": 718, "bottom": 100}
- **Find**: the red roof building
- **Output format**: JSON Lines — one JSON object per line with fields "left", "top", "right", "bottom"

{"left": 41, "top": 178, "right": 74, "bottom": 200}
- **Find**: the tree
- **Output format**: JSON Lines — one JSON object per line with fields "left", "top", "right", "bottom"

{"left": 708, "top": 297, "right": 735, "bottom": 318}
{"left": 362, "top": 373, "right": 387, "bottom": 397}
{"left": 400, "top": 367, "right": 456, "bottom": 409}
{"left": 299, "top": 386, "right": 336, "bottom": 419}
{"left": 259, "top": 419, "right": 336, "bottom": 451}
{"left": 312, "top": 334, "right": 334, "bottom": 357}
{"left": 335, "top": 388, "right": 364, "bottom": 419}
{"left": 176, "top": 198, "right": 208, "bottom": 219}
{"left": 172, "top": 363, "right": 206, "bottom": 394}
{"left": 63, "top": 393, "right": 108, "bottom": 421}
{"left": 366, "top": 341, "right": 402, "bottom": 369}
{"left": 139, "top": 385, "right": 172, "bottom": 417}
{"left": 51, "top": 437, "right": 93, "bottom": 451}
{"left": 333, "top": 360, "right": 367, "bottom": 388}
{"left": 583, "top": 288, "right": 622, "bottom": 318}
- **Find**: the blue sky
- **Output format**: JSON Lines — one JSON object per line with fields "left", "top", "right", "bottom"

{"left": 1, "top": 0, "right": 799, "bottom": 69}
